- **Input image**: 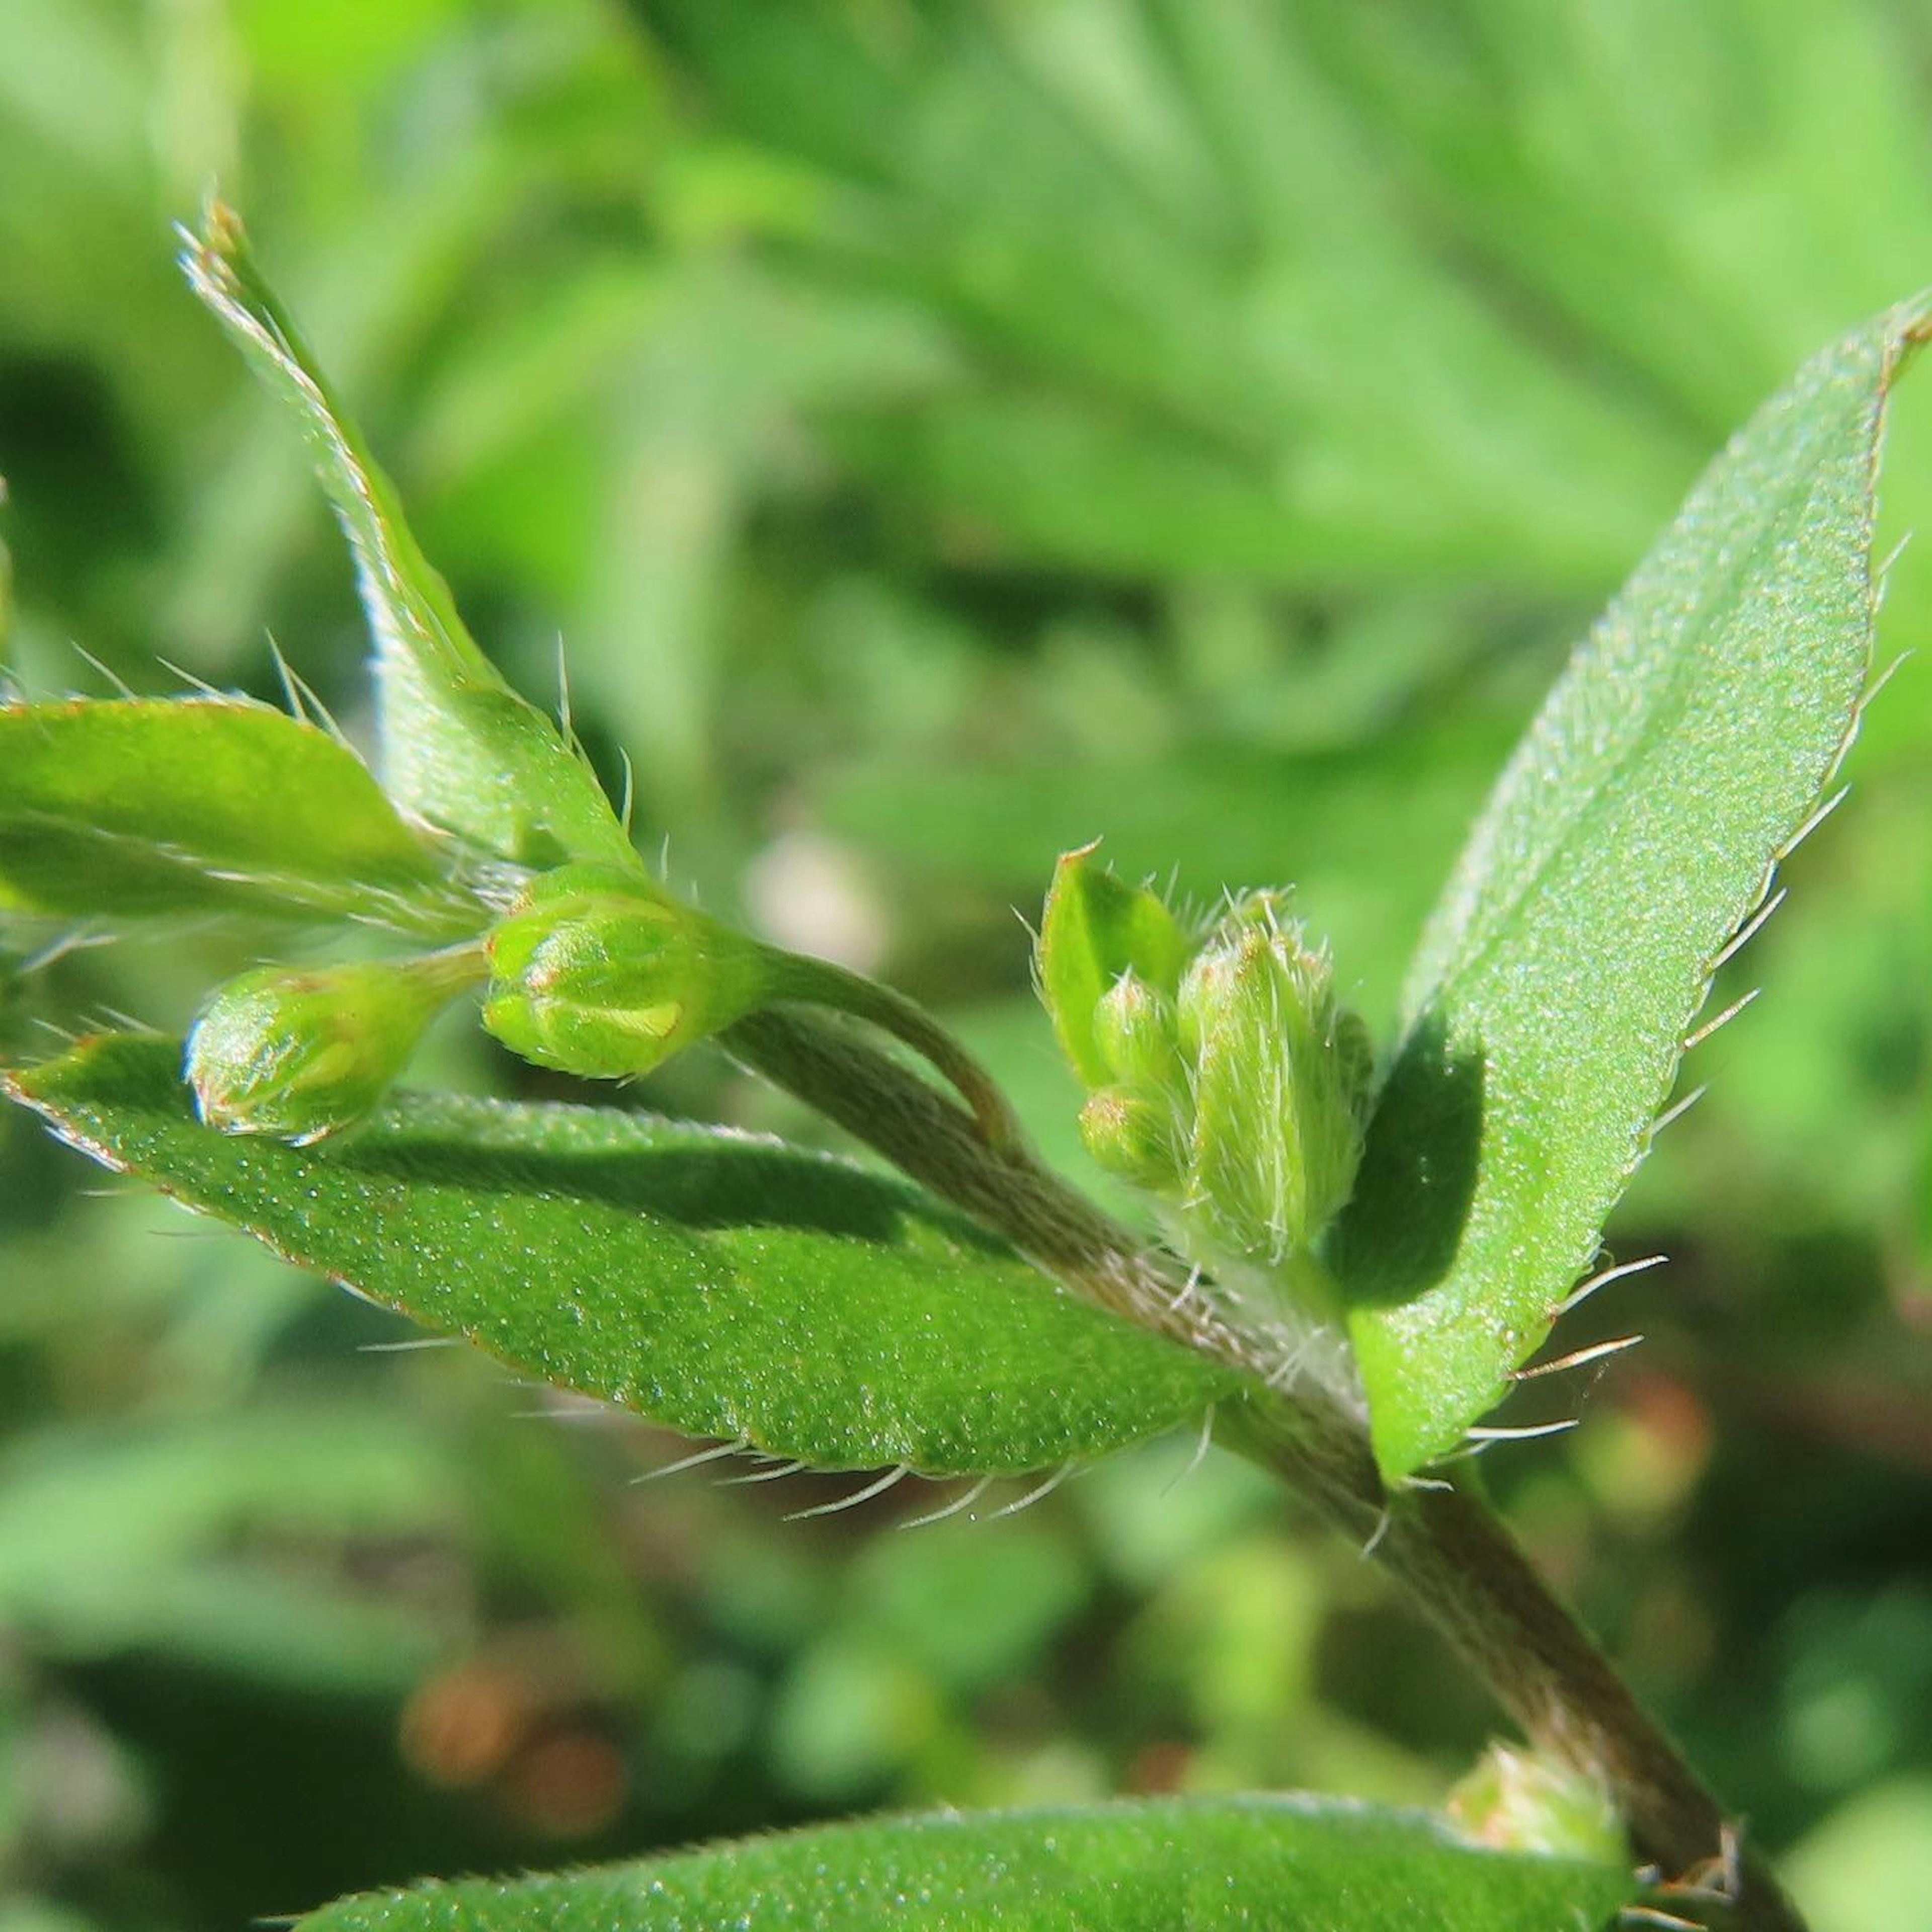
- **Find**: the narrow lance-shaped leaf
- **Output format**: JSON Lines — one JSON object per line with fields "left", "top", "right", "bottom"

{"left": 8, "top": 1035, "right": 1231, "bottom": 1477}
{"left": 0, "top": 699, "right": 471, "bottom": 933}
{"left": 288, "top": 1795, "right": 1637, "bottom": 1932}
{"left": 1333, "top": 299, "right": 1930, "bottom": 1479}
{"left": 180, "top": 205, "right": 640, "bottom": 874}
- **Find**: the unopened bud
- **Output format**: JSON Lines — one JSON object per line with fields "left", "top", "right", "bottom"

{"left": 186, "top": 949, "right": 480, "bottom": 1143}
{"left": 1092, "top": 971, "right": 1181, "bottom": 1090}
{"left": 485, "top": 864, "right": 1024, "bottom": 1149}
{"left": 1180, "top": 902, "right": 1373, "bottom": 1263}
{"left": 1448, "top": 1745, "right": 1625, "bottom": 1864}
{"left": 481, "top": 864, "right": 770, "bottom": 1080}
{"left": 1078, "top": 1085, "right": 1183, "bottom": 1188}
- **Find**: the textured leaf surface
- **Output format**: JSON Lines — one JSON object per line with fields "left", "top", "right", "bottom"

{"left": 9, "top": 1035, "right": 1228, "bottom": 1476}
{"left": 1333, "top": 301, "right": 1929, "bottom": 1478}
{"left": 0, "top": 699, "right": 463, "bottom": 930}
{"left": 292, "top": 1795, "right": 1635, "bottom": 1932}
{"left": 181, "top": 208, "right": 638, "bottom": 873}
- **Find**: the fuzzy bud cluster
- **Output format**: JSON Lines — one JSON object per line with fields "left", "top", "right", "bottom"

{"left": 1038, "top": 847, "right": 1374, "bottom": 1268}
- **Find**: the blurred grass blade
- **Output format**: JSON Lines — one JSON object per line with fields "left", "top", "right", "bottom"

{"left": 289, "top": 1794, "right": 1635, "bottom": 1931}
{"left": 1334, "top": 300, "right": 1930, "bottom": 1479}
{"left": 8, "top": 1034, "right": 1229, "bottom": 1477}
{"left": 0, "top": 1404, "right": 459, "bottom": 1688}
{"left": 180, "top": 204, "right": 638, "bottom": 872}
{"left": 0, "top": 698, "right": 469, "bottom": 931}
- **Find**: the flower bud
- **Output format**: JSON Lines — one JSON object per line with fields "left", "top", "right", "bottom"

{"left": 481, "top": 865, "right": 770, "bottom": 1080}
{"left": 1078, "top": 1084, "right": 1183, "bottom": 1189}
{"left": 1179, "top": 902, "right": 1373, "bottom": 1263}
{"left": 186, "top": 950, "right": 479, "bottom": 1143}
{"left": 1091, "top": 971, "right": 1181, "bottom": 1090}
{"left": 1448, "top": 1746, "right": 1625, "bottom": 1864}
{"left": 482, "top": 864, "right": 1023, "bottom": 1148}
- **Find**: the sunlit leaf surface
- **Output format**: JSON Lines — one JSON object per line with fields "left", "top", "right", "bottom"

{"left": 293, "top": 1794, "right": 1636, "bottom": 1932}
{"left": 0, "top": 699, "right": 465, "bottom": 931}
{"left": 1334, "top": 301, "right": 1929, "bottom": 1478}
{"left": 9, "top": 1034, "right": 1230, "bottom": 1478}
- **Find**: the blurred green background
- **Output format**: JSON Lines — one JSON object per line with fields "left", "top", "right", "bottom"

{"left": 3, "top": 3, "right": 1932, "bottom": 1928}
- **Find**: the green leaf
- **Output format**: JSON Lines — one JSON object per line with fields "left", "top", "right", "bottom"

{"left": 1333, "top": 301, "right": 1930, "bottom": 1479}
{"left": 1037, "top": 843, "right": 1188, "bottom": 1088}
{"left": 180, "top": 205, "right": 640, "bottom": 873}
{"left": 7, "top": 1034, "right": 1229, "bottom": 1477}
{"left": 0, "top": 698, "right": 467, "bottom": 931}
{"left": 289, "top": 1794, "right": 1635, "bottom": 1931}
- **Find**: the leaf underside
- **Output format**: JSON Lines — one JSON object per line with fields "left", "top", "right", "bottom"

{"left": 8, "top": 1034, "right": 1230, "bottom": 1478}
{"left": 0, "top": 699, "right": 462, "bottom": 930}
{"left": 1333, "top": 299, "right": 1929, "bottom": 1478}
{"left": 291, "top": 1795, "right": 1636, "bottom": 1932}
{"left": 181, "top": 210, "right": 637, "bottom": 874}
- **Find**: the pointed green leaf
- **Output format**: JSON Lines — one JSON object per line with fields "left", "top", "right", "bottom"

{"left": 8, "top": 1035, "right": 1229, "bottom": 1477}
{"left": 0, "top": 699, "right": 469, "bottom": 931}
{"left": 1038, "top": 844, "right": 1189, "bottom": 1089}
{"left": 180, "top": 206, "right": 639, "bottom": 873}
{"left": 289, "top": 1795, "right": 1635, "bottom": 1931}
{"left": 1334, "top": 301, "right": 1930, "bottom": 1479}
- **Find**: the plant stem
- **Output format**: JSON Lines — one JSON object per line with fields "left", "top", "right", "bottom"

{"left": 726, "top": 1005, "right": 1807, "bottom": 1932}
{"left": 1223, "top": 1392, "right": 1803, "bottom": 1931}
{"left": 749, "top": 943, "right": 1024, "bottom": 1155}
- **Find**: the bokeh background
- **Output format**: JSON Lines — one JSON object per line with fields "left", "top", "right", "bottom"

{"left": 4, "top": 4, "right": 1932, "bottom": 1929}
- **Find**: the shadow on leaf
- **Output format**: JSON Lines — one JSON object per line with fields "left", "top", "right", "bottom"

{"left": 1329, "top": 1013, "right": 1484, "bottom": 1312}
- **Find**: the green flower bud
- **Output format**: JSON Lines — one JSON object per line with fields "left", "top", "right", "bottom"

{"left": 1448, "top": 1745, "right": 1626, "bottom": 1864}
{"left": 1091, "top": 971, "right": 1182, "bottom": 1090}
{"left": 1078, "top": 1084, "right": 1183, "bottom": 1189}
{"left": 485, "top": 863, "right": 1024, "bottom": 1150}
{"left": 1180, "top": 901, "right": 1374, "bottom": 1263}
{"left": 1037, "top": 843, "right": 1188, "bottom": 1090}
{"left": 186, "top": 949, "right": 480, "bottom": 1143}
{"left": 482, "top": 865, "right": 769, "bottom": 1080}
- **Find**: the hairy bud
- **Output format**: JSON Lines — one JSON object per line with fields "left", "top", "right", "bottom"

{"left": 1448, "top": 1746, "right": 1626, "bottom": 1864}
{"left": 1078, "top": 1085, "right": 1183, "bottom": 1189}
{"left": 1037, "top": 860, "right": 1375, "bottom": 1270}
{"left": 1181, "top": 899, "right": 1374, "bottom": 1263}
{"left": 481, "top": 864, "right": 769, "bottom": 1079}
{"left": 485, "top": 864, "right": 1021, "bottom": 1148}
{"left": 186, "top": 949, "right": 480, "bottom": 1143}
{"left": 1091, "top": 971, "right": 1182, "bottom": 1090}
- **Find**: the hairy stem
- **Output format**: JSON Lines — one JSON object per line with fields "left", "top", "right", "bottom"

{"left": 725, "top": 1007, "right": 1246, "bottom": 1364}
{"left": 726, "top": 1004, "right": 1806, "bottom": 1932}
{"left": 749, "top": 943, "right": 1024, "bottom": 1155}
{"left": 1221, "top": 1393, "right": 1801, "bottom": 1930}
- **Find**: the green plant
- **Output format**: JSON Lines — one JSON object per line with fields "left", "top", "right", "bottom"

{"left": 2, "top": 198, "right": 1922, "bottom": 1931}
